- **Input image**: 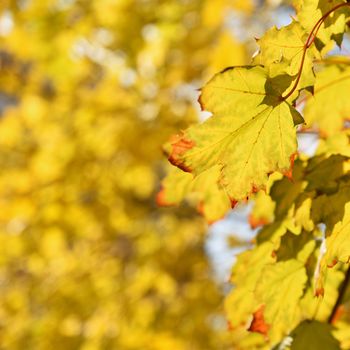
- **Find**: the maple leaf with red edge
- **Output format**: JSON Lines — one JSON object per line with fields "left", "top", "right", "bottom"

{"left": 166, "top": 66, "right": 303, "bottom": 203}
{"left": 168, "top": 134, "right": 195, "bottom": 173}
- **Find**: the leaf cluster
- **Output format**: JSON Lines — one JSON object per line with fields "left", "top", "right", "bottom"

{"left": 161, "top": 0, "right": 350, "bottom": 347}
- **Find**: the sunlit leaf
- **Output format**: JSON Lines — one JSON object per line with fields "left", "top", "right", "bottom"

{"left": 167, "top": 66, "right": 303, "bottom": 203}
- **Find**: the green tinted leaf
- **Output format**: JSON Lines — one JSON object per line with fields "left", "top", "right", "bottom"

{"left": 290, "top": 320, "right": 340, "bottom": 350}
{"left": 276, "top": 230, "right": 315, "bottom": 263}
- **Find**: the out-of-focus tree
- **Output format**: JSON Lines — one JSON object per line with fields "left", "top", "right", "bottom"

{"left": 0, "top": 0, "right": 260, "bottom": 349}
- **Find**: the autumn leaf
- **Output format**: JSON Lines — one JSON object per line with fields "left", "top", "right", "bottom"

{"left": 157, "top": 165, "right": 233, "bottom": 223}
{"left": 304, "top": 65, "right": 350, "bottom": 136}
{"left": 316, "top": 201, "right": 350, "bottom": 292}
{"left": 255, "top": 259, "right": 307, "bottom": 341}
{"left": 225, "top": 242, "right": 275, "bottom": 330}
{"left": 167, "top": 66, "right": 304, "bottom": 203}
{"left": 253, "top": 21, "right": 319, "bottom": 89}
{"left": 294, "top": 0, "right": 350, "bottom": 51}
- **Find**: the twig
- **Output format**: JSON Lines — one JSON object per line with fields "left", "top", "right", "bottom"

{"left": 328, "top": 264, "right": 350, "bottom": 324}
{"left": 282, "top": 3, "right": 350, "bottom": 101}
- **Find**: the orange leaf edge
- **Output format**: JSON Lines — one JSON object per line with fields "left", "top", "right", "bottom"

{"left": 315, "top": 287, "right": 324, "bottom": 297}
{"left": 167, "top": 133, "right": 195, "bottom": 173}
{"left": 331, "top": 305, "right": 345, "bottom": 324}
{"left": 283, "top": 152, "right": 297, "bottom": 180}
{"left": 249, "top": 214, "right": 269, "bottom": 229}
{"left": 327, "top": 258, "right": 338, "bottom": 268}
{"left": 156, "top": 187, "right": 175, "bottom": 207}
{"left": 248, "top": 305, "right": 270, "bottom": 336}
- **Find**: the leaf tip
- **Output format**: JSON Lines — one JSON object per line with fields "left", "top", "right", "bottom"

{"left": 230, "top": 198, "right": 238, "bottom": 209}
{"left": 248, "top": 305, "right": 269, "bottom": 336}
{"left": 167, "top": 133, "right": 194, "bottom": 173}
{"left": 315, "top": 287, "right": 324, "bottom": 298}
{"left": 248, "top": 214, "right": 268, "bottom": 229}
{"left": 156, "top": 187, "right": 173, "bottom": 207}
{"left": 327, "top": 258, "right": 338, "bottom": 268}
{"left": 198, "top": 93, "right": 205, "bottom": 111}
{"left": 283, "top": 153, "right": 297, "bottom": 180}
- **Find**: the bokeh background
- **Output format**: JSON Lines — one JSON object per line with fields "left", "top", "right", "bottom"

{"left": 0, "top": 1, "right": 296, "bottom": 349}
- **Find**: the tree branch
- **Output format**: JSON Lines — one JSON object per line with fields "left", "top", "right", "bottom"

{"left": 282, "top": 2, "right": 350, "bottom": 101}
{"left": 328, "top": 264, "right": 350, "bottom": 324}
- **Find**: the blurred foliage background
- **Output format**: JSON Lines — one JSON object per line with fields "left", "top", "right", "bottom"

{"left": 0, "top": 0, "right": 293, "bottom": 349}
